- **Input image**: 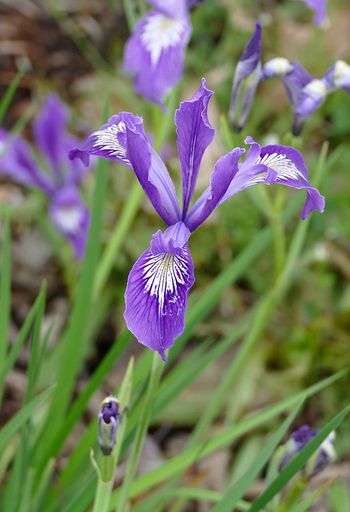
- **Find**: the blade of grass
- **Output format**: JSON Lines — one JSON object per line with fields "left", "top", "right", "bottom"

{"left": 32, "top": 156, "right": 109, "bottom": 473}
{"left": 0, "top": 68, "right": 25, "bottom": 123}
{"left": 0, "top": 218, "right": 11, "bottom": 394}
{"left": 211, "top": 402, "right": 303, "bottom": 512}
{"left": 247, "top": 406, "right": 350, "bottom": 512}
{"left": 0, "top": 386, "right": 54, "bottom": 453}
{"left": 108, "top": 368, "right": 348, "bottom": 505}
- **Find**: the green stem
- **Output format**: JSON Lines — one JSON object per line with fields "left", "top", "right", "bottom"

{"left": 94, "top": 181, "right": 143, "bottom": 299}
{"left": 116, "top": 353, "right": 164, "bottom": 512}
{"left": 122, "top": 0, "right": 138, "bottom": 31}
{"left": 93, "top": 477, "right": 113, "bottom": 512}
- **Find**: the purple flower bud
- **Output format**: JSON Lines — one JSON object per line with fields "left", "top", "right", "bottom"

{"left": 98, "top": 396, "right": 120, "bottom": 456}
{"left": 279, "top": 424, "right": 336, "bottom": 477}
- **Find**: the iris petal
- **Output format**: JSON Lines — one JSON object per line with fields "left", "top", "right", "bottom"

{"left": 124, "top": 223, "right": 194, "bottom": 360}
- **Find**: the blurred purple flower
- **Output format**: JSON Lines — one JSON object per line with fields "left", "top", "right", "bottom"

{"left": 70, "top": 79, "right": 324, "bottom": 359}
{"left": 303, "top": 0, "right": 328, "bottom": 25}
{"left": 0, "top": 94, "right": 91, "bottom": 258}
{"left": 229, "top": 22, "right": 262, "bottom": 131}
{"left": 262, "top": 59, "right": 329, "bottom": 135}
{"left": 279, "top": 424, "right": 336, "bottom": 476}
{"left": 124, "top": 0, "right": 192, "bottom": 105}
{"left": 324, "top": 60, "right": 350, "bottom": 93}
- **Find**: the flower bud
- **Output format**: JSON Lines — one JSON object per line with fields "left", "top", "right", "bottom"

{"left": 98, "top": 396, "right": 120, "bottom": 456}
{"left": 279, "top": 424, "right": 336, "bottom": 477}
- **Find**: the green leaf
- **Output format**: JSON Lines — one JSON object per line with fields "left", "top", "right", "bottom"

{"left": 212, "top": 401, "right": 303, "bottom": 511}
{"left": 0, "top": 68, "right": 24, "bottom": 124}
{"left": 0, "top": 218, "right": 11, "bottom": 397}
{"left": 0, "top": 386, "right": 54, "bottom": 453}
{"left": 248, "top": 406, "right": 350, "bottom": 512}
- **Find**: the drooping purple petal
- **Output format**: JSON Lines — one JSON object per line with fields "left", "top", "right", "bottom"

{"left": 49, "top": 186, "right": 89, "bottom": 259}
{"left": 324, "top": 60, "right": 350, "bottom": 94}
{"left": 33, "top": 94, "right": 69, "bottom": 181}
{"left": 229, "top": 22, "right": 262, "bottom": 131}
{"left": 303, "top": 0, "right": 328, "bottom": 25}
{"left": 175, "top": 78, "right": 215, "bottom": 217}
{"left": 219, "top": 137, "right": 324, "bottom": 219}
{"left": 295, "top": 78, "right": 328, "bottom": 118}
{"left": 124, "top": 221, "right": 194, "bottom": 360}
{"left": 125, "top": 123, "right": 181, "bottom": 225}
{"left": 124, "top": 10, "right": 191, "bottom": 104}
{"left": 0, "top": 130, "right": 55, "bottom": 195}
{"left": 69, "top": 112, "right": 144, "bottom": 167}
{"left": 185, "top": 147, "right": 244, "bottom": 231}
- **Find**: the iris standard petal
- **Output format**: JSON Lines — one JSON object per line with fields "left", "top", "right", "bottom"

{"left": 33, "top": 94, "right": 69, "bottom": 181}
{"left": 185, "top": 147, "right": 244, "bottom": 231}
{"left": 175, "top": 78, "right": 215, "bottom": 216}
{"left": 124, "top": 10, "right": 191, "bottom": 104}
{"left": 49, "top": 186, "right": 89, "bottom": 259}
{"left": 125, "top": 124, "right": 181, "bottom": 225}
{"left": 303, "top": 0, "right": 328, "bottom": 25}
{"left": 295, "top": 78, "right": 328, "bottom": 117}
{"left": 69, "top": 112, "right": 143, "bottom": 167}
{"left": 229, "top": 22, "right": 262, "bottom": 131}
{"left": 147, "top": 0, "right": 188, "bottom": 18}
{"left": 124, "top": 222, "right": 194, "bottom": 360}
{"left": 0, "top": 131, "right": 55, "bottom": 195}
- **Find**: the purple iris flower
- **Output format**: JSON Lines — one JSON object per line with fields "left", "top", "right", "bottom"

{"left": 229, "top": 22, "right": 262, "bottom": 131}
{"left": 124, "top": 0, "right": 192, "bottom": 105}
{"left": 0, "top": 94, "right": 91, "bottom": 259}
{"left": 262, "top": 59, "right": 329, "bottom": 135}
{"left": 279, "top": 424, "right": 336, "bottom": 476}
{"left": 303, "top": 0, "right": 328, "bottom": 26}
{"left": 70, "top": 79, "right": 324, "bottom": 360}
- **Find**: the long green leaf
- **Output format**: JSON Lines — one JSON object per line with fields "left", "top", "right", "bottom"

{"left": 212, "top": 401, "right": 303, "bottom": 511}
{"left": 248, "top": 406, "right": 350, "bottom": 512}
{"left": 0, "top": 218, "right": 11, "bottom": 397}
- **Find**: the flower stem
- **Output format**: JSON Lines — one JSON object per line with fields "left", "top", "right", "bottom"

{"left": 116, "top": 352, "right": 164, "bottom": 512}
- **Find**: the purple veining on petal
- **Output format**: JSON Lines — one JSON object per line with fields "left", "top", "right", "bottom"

{"left": 124, "top": 9, "right": 192, "bottom": 104}
{"left": 69, "top": 112, "right": 144, "bottom": 167}
{"left": 175, "top": 78, "right": 215, "bottom": 217}
{"left": 124, "top": 222, "right": 194, "bottom": 360}
{"left": 229, "top": 22, "right": 262, "bottom": 130}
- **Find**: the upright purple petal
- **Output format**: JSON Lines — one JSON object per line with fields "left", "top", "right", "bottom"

{"left": 69, "top": 113, "right": 143, "bottom": 167}
{"left": 33, "top": 94, "right": 69, "bottom": 181}
{"left": 0, "top": 131, "right": 54, "bottom": 195}
{"left": 175, "top": 78, "right": 215, "bottom": 217}
{"left": 229, "top": 23, "right": 262, "bottom": 131}
{"left": 124, "top": 222, "right": 194, "bottom": 359}
{"left": 295, "top": 78, "right": 328, "bottom": 118}
{"left": 124, "top": 10, "right": 191, "bottom": 104}
{"left": 49, "top": 186, "right": 89, "bottom": 259}
{"left": 147, "top": 0, "right": 188, "bottom": 18}
{"left": 185, "top": 147, "right": 244, "bottom": 231}
{"left": 125, "top": 124, "right": 181, "bottom": 225}
{"left": 303, "top": 0, "right": 328, "bottom": 25}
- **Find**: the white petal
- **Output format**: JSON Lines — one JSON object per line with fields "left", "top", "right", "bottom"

{"left": 141, "top": 14, "right": 186, "bottom": 66}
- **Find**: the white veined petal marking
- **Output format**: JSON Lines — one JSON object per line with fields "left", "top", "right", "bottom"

{"left": 142, "top": 251, "right": 189, "bottom": 315}
{"left": 141, "top": 14, "right": 186, "bottom": 66}
{"left": 257, "top": 152, "right": 304, "bottom": 182}
{"left": 92, "top": 121, "right": 129, "bottom": 163}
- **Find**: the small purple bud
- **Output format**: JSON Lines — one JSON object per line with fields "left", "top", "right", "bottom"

{"left": 279, "top": 424, "right": 336, "bottom": 477}
{"left": 98, "top": 396, "right": 120, "bottom": 456}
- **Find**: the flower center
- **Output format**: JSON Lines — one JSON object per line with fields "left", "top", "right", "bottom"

{"left": 141, "top": 14, "right": 185, "bottom": 66}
